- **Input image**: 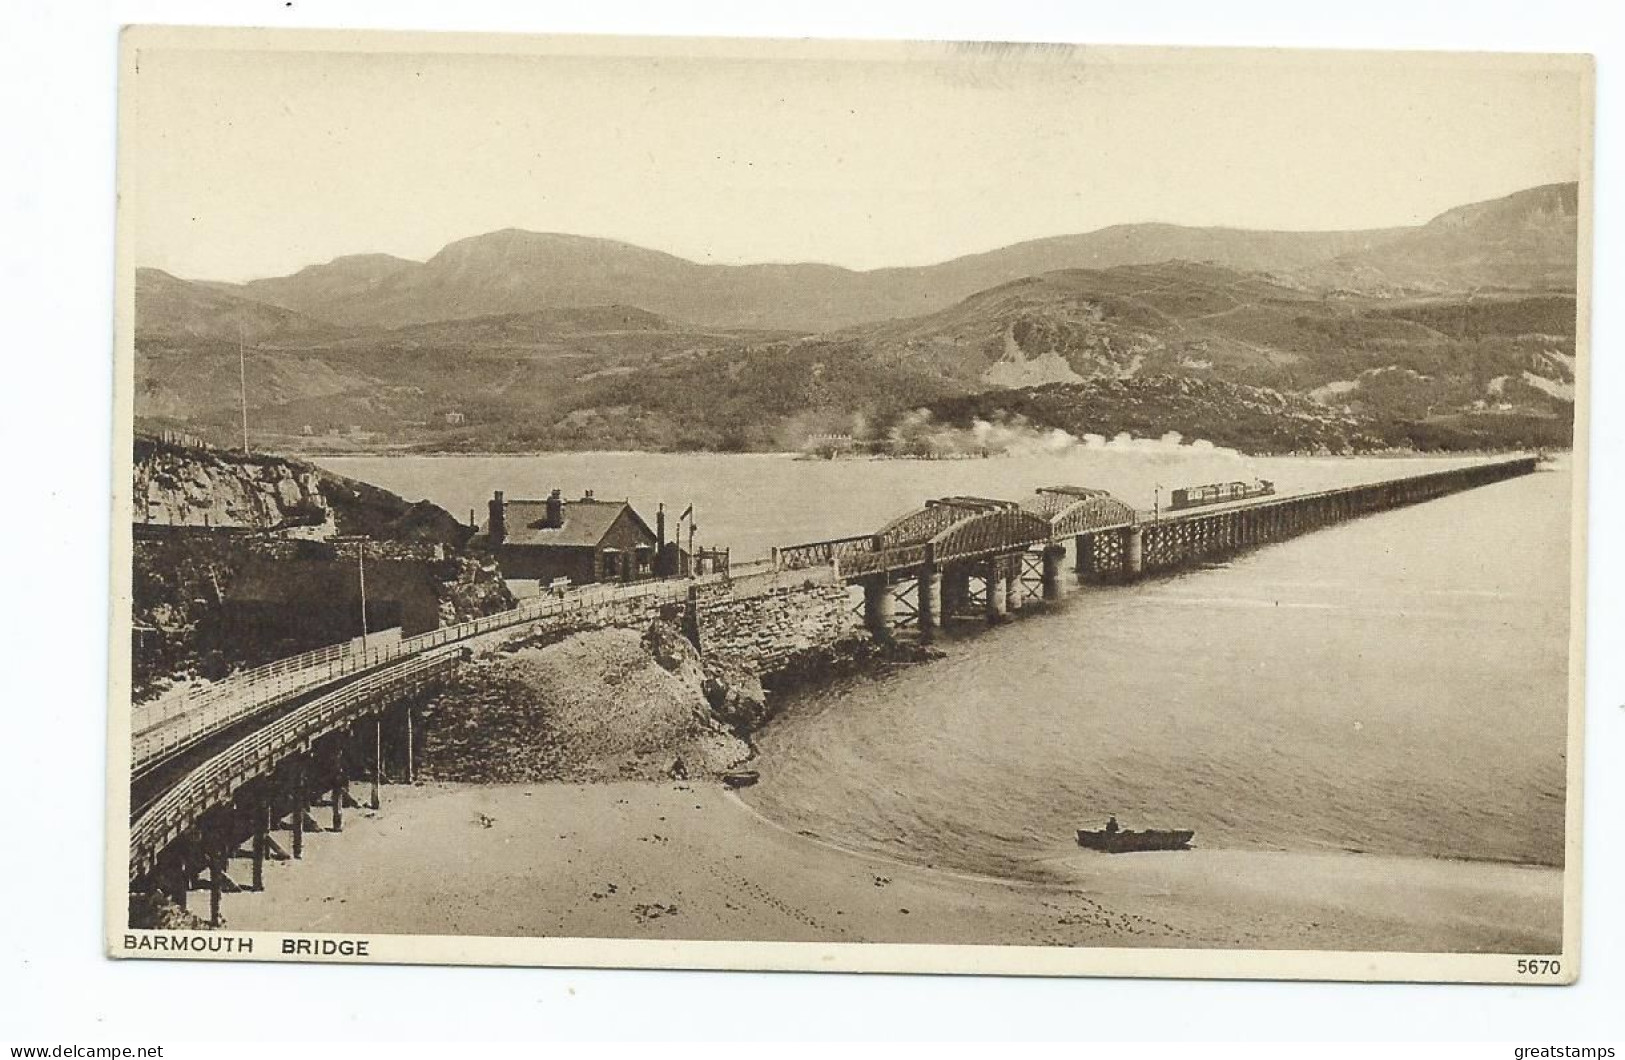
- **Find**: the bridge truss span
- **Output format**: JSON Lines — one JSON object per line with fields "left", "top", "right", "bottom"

{"left": 1022, "top": 486, "right": 1138, "bottom": 539}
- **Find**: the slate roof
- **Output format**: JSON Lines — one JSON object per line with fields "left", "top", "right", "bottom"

{"left": 478, "top": 497, "right": 657, "bottom": 549}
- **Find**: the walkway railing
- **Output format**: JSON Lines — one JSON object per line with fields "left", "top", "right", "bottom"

{"left": 131, "top": 571, "right": 733, "bottom": 772}
{"left": 129, "top": 649, "right": 460, "bottom": 880}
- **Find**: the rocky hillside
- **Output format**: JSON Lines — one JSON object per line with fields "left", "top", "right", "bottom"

{"left": 922, "top": 376, "right": 1573, "bottom": 456}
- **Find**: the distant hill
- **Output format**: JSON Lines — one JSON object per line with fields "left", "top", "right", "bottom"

{"left": 1300, "top": 183, "right": 1579, "bottom": 294}
{"left": 159, "top": 183, "right": 1574, "bottom": 334}
{"left": 232, "top": 253, "right": 418, "bottom": 321}
{"left": 134, "top": 268, "right": 346, "bottom": 345}
{"left": 187, "top": 225, "right": 1415, "bottom": 334}
{"left": 133, "top": 182, "right": 1580, "bottom": 455}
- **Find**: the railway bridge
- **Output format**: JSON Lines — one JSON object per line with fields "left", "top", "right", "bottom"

{"left": 126, "top": 454, "right": 1539, "bottom": 925}
{"left": 774, "top": 455, "right": 1539, "bottom": 639}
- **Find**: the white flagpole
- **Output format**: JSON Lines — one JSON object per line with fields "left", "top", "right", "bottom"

{"left": 237, "top": 328, "right": 250, "bottom": 453}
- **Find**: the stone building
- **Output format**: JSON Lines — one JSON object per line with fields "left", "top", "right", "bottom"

{"left": 473, "top": 489, "right": 672, "bottom": 585}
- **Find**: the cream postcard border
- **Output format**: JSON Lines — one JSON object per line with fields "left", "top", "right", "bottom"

{"left": 104, "top": 24, "right": 1594, "bottom": 983}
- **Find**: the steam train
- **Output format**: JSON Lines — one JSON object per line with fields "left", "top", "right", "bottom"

{"left": 1167, "top": 479, "right": 1275, "bottom": 511}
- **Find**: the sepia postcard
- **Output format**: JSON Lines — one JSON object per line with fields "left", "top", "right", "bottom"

{"left": 107, "top": 26, "right": 1592, "bottom": 982}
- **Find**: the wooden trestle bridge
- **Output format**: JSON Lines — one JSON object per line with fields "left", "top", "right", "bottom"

{"left": 126, "top": 454, "right": 1537, "bottom": 925}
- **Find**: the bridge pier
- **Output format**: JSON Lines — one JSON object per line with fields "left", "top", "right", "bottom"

{"left": 941, "top": 566, "right": 970, "bottom": 619}
{"left": 916, "top": 567, "right": 940, "bottom": 641}
{"left": 1124, "top": 527, "right": 1144, "bottom": 579}
{"left": 984, "top": 558, "right": 1008, "bottom": 623}
{"left": 1004, "top": 558, "right": 1023, "bottom": 612}
{"left": 862, "top": 574, "right": 894, "bottom": 639}
{"left": 1041, "top": 546, "right": 1062, "bottom": 601}
{"left": 1073, "top": 533, "right": 1095, "bottom": 583}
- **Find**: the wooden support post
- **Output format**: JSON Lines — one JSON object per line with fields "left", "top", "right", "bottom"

{"left": 252, "top": 801, "right": 269, "bottom": 891}
{"left": 291, "top": 766, "right": 306, "bottom": 859}
{"left": 171, "top": 856, "right": 190, "bottom": 912}
{"left": 1041, "top": 546, "right": 1062, "bottom": 601}
{"left": 370, "top": 717, "right": 382, "bottom": 810}
{"left": 208, "top": 851, "right": 225, "bottom": 927}
{"left": 984, "top": 558, "right": 1007, "bottom": 623}
{"left": 329, "top": 739, "right": 346, "bottom": 832}
{"left": 404, "top": 709, "right": 416, "bottom": 785}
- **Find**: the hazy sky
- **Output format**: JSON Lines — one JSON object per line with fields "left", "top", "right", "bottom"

{"left": 125, "top": 35, "right": 1590, "bottom": 282}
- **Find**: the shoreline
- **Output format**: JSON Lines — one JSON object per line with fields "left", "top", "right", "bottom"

{"left": 221, "top": 778, "right": 1563, "bottom": 953}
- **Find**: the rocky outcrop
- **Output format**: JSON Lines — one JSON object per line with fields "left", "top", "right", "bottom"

{"left": 701, "top": 655, "right": 768, "bottom": 734}
{"left": 135, "top": 436, "right": 333, "bottom": 535}
{"left": 135, "top": 434, "right": 475, "bottom": 547}
{"left": 434, "top": 554, "right": 516, "bottom": 626}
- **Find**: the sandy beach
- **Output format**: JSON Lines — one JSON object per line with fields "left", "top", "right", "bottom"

{"left": 221, "top": 780, "right": 1562, "bottom": 953}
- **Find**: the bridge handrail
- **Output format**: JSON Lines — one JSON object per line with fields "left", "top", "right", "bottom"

{"left": 134, "top": 639, "right": 371, "bottom": 731}
{"left": 774, "top": 534, "right": 876, "bottom": 570}
{"left": 129, "top": 649, "right": 460, "bottom": 880}
{"left": 131, "top": 571, "right": 726, "bottom": 770}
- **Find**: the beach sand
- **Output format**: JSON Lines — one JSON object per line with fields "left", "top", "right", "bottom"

{"left": 220, "top": 780, "right": 1562, "bottom": 953}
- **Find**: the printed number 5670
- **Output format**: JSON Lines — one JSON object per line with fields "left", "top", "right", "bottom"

{"left": 1517, "top": 958, "right": 1562, "bottom": 975}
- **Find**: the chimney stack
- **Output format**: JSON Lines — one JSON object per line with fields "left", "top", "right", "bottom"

{"left": 583, "top": 489, "right": 595, "bottom": 501}
{"left": 488, "top": 490, "right": 506, "bottom": 544}
{"left": 546, "top": 488, "right": 563, "bottom": 528}
{"left": 657, "top": 502, "right": 666, "bottom": 548}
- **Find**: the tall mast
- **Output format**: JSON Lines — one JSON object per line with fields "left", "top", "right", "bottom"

{"left": 237, "top": 328, "right": 250, "bottom": 453}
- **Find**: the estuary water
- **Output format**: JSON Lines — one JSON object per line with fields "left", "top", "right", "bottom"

{"left": 319, "top": 450, "right": 1573, "bottom": 882}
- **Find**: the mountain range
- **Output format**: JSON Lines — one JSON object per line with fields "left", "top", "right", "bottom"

{"left": 133, "top": 181, "right": 1580, "bottom": 455}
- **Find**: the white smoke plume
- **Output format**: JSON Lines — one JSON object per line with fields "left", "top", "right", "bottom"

{"left": 884, "top": 410, "right": 1253, "bottom": 470}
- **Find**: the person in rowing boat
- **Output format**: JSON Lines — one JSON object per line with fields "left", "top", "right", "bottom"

{"left": 1105, "top": 815, "right": 1120, "bottom": 835}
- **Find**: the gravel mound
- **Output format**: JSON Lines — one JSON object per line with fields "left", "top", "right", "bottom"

{"left": 423, "top": 620, "right": 751, "bottom": 783}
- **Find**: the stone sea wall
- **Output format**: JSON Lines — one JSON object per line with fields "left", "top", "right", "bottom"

{"left": 486, "top": 565, "right": 863, "bottom": 678}
{"left": 690, "top": 567, "right": 860, "bottom": 672}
